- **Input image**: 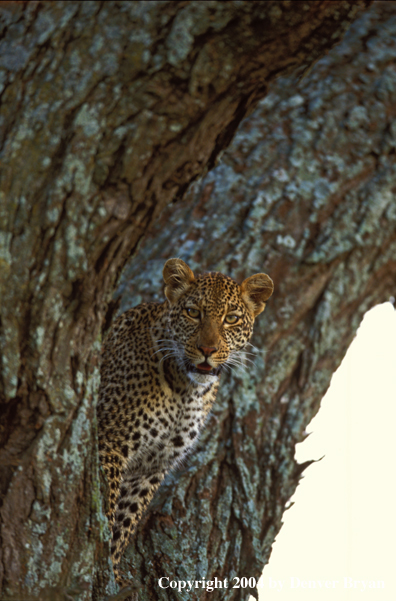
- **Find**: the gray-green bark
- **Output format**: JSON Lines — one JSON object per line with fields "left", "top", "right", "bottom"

{"left": 0, "top": 1, "right": 385, "bottom": 600}
{"left": 117, "top": 4, "right": 396, "bottom": 601}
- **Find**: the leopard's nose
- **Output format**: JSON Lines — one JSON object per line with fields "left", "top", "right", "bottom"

{"left": 197, "top": 346, "right": 217, "bottom": 358}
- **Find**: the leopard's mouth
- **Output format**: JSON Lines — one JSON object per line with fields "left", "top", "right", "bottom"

{"left": 189, "top": 360, "right": 223, "bottom": 377}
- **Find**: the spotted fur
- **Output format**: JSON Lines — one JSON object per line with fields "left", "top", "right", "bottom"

{"left": 97, "top": 259, "right": 273, "bottom": 585}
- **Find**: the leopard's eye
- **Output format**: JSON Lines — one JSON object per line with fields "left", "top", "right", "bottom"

{"left": 225, "top": 314, "right": 239, "bottom": 325}
{"left": 186, "top": 308, "right": 200, "bottom": 319}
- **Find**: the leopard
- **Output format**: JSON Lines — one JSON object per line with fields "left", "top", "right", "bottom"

{"left": 97, "top": 258, "right": 274, "bottom": 587}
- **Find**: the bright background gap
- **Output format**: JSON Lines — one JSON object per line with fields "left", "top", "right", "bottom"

{"left": 249, "top": 301, "right": 396, "bottom": 601}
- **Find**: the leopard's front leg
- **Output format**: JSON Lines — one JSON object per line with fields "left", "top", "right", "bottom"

{"left": 111, "top": 469, "right": 166, "bottom": 584}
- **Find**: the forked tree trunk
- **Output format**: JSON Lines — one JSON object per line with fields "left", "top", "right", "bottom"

{"left": 2, "top": 1, "right": 392, "bottom": 600}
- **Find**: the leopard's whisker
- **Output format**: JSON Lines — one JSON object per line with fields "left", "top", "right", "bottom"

{"left": 151, "top": 347, "right": 177, "bottom": 358}
{"left": 159, "top": 351, "right": 180, "bottom": 365}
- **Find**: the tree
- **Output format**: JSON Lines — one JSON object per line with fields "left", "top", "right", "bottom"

{"left": 1, "top": 1, "right": 389, "bottom": 600}
{"left": 116, "top": 4, "right": 396, "bottom": 599}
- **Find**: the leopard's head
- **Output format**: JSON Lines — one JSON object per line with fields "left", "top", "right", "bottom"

{"left": 162, "top": 259, "right": 273, "bottom": 384}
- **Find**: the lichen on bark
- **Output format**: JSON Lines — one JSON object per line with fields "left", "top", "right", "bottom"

{"left": 116, "top": 4, "right": 396, "bottom": 599}
{"left": 0, "top": 1, "right": 380, "bottom": 600}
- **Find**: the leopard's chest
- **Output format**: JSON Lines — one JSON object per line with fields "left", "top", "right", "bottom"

{"left": 131, "top": 377, "right": 217, "bottom": 473}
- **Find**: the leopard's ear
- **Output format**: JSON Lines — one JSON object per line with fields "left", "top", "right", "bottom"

{"left": 240, "top": 273, "right": 274, "bottom": 317}
{"left": 163, "top": 259, "right": 195, "bottom": 304}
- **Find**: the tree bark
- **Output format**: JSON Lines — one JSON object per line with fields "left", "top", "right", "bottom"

{"left": 0, "top": 1, "right": 379, "bottom": 600}
{"left": 116, "top": 3, "right": 396, "bottom": 601}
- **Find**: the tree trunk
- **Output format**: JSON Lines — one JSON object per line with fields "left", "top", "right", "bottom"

{"left": 116, "top": 3, "right": 396, "bottom": 601}
{"left": 0, "top": 1, "right": 384, "bottom": 600}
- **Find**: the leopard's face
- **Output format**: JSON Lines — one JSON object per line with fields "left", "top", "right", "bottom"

{"left": 164, "top": 273, "right": 255, "bottom": 384}
{"left": 162, "top": 260, "right": 273, "bottom": 385}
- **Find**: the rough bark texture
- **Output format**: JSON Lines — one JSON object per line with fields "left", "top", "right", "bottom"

{"left": 117, "top": 4, "right": 396, "bottom": 601}
{"left": 0, "top": 1, "right": 381, "bottom": 600}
